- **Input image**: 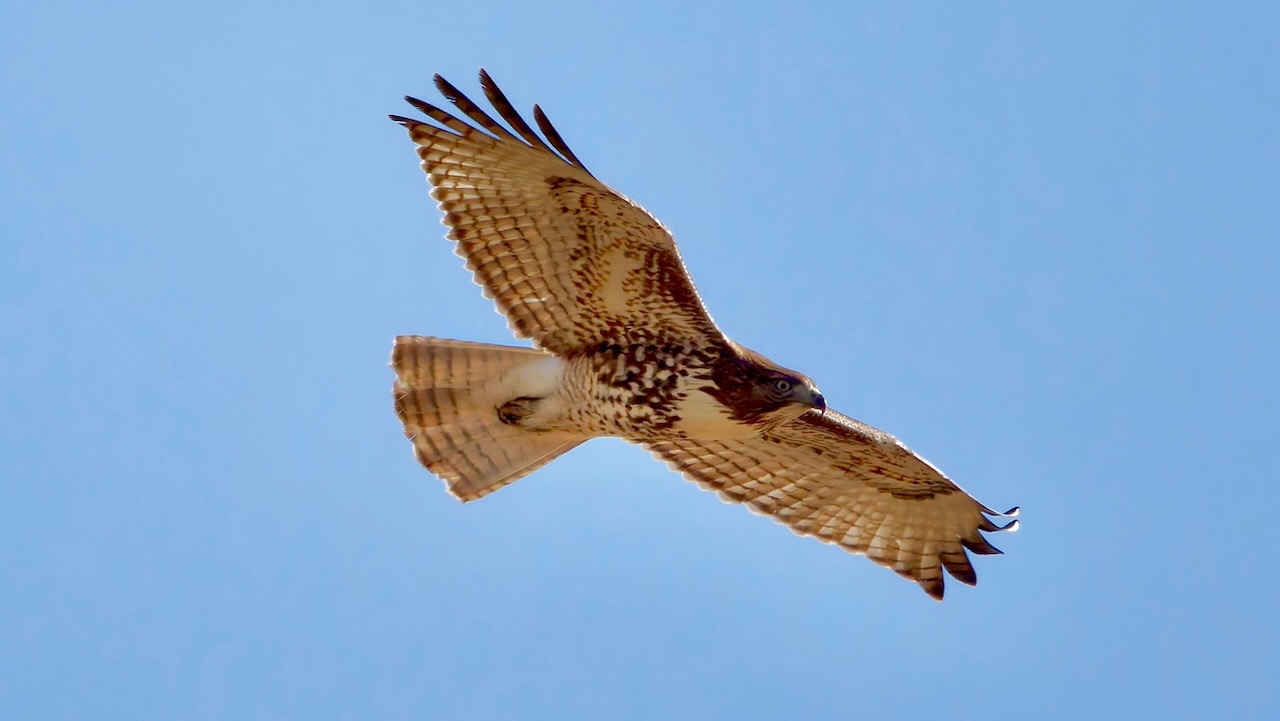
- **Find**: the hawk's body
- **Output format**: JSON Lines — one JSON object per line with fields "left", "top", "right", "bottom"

{"left": 391, "top": 71, "right": 1017, "bottom": 600}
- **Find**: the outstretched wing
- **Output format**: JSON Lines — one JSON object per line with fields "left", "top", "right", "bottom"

{"left": 646, "top": 409, "right": 1018, "bottom": 600}
{"left": 392, "top": 70, "right": 725, "bottom": 355}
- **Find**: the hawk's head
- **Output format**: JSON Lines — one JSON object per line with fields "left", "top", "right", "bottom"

{"left": 708, "top": 344, "right": 825, "bottom": 429}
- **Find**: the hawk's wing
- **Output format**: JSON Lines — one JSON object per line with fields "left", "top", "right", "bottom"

{"left": 646, "top": 409, "right": 1018, "bottom": 600}
{"left": 392, "top": 71, "right": 725, "bottom": 355}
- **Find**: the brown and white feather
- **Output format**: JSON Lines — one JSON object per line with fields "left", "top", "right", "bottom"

{"left": 647, "top": 410, "right": 1017, "bottom": 600}
{"left": 393, "top": 71, "right": 724, "bottom": 354}
{"left": 392, "top": 336, "right": 583, "bottom": 500}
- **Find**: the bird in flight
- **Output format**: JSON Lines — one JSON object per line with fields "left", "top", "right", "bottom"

{"left": 390, "top": 70, "right": 1018, "bottom": 600}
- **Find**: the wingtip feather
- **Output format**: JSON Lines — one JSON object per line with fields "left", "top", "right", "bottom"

{"left": 961, "top": 535, "right": 1004, "bottom": 556}
{"left": 432, "top": 73, "right": 452, "bottom": 97}
{"left": 920, "top": 577, "right": 945, "bottom": 601}
{"left": 404, "top": 95, "right": 435, "bottom": 116}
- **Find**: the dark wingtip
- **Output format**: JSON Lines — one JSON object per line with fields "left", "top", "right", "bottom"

{"left": 433, "top": 73, "right": 462, "bottom": 102}
{"left": 979, "top": 517, "right": 1020, "bottom": 533}
{"left": 533, "top": 103, "right": 592, "bottom": 176}
{"left": 939, "top": 549, "right": 979, "bottom": 588}
{"left": 389, "top": 113, "right": 416, "bottom": 125}
{"left": 404, "top": 95, "right": 434, "bottom": 115}
{"left": 921, "top": 578, "right": 945, "bottom": 601}
{"left": 978, "top": 505, "right": 1021, "bottom": 533}
{"left": 962, "top": 536, "right": 1005, "bottom": 556}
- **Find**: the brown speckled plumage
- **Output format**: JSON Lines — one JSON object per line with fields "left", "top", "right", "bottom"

{"left": 390, "top": 70, "right": 1017, "bottom": 600}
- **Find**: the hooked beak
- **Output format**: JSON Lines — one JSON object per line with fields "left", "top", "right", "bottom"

{"left": 806, "top": 388, "right": 827, "bottom": 415}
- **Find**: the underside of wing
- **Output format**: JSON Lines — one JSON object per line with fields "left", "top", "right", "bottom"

{"left": 392, "top": 70, "right": 725, "bottom": 354}
{"left": 646, "top": 410, "right": 1018, "bottom": 600}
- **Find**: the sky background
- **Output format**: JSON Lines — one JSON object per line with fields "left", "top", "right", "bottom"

{"left": 3, "top": 1, "right": 1278, "bottom": 719}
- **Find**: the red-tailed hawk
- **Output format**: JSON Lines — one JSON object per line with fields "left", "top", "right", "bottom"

{"left": 390, "top": 70, "right": 1018, "bottom": 600}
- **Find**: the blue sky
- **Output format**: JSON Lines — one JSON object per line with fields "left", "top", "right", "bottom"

{"left": 3, "top": 1, "right": 1277, "bottom": 718}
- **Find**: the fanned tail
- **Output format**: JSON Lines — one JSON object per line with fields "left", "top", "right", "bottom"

{"left": 392, "top": 336, "right": 585, "bottom": 500}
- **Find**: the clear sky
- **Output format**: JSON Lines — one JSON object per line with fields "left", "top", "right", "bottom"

{"left": 3, "top": 1, "right": 1277, "bottom": 719}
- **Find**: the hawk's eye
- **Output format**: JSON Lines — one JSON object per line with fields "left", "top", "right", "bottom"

{"left": 773, "top": 378, "right": 793, "bottom": 393}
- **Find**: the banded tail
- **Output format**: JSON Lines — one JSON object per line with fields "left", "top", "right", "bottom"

{"left": 392, "top": 336, "right": 585, "bottom": 500}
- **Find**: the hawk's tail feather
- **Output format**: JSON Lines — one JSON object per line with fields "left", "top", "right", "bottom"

{"left": 392, "top": 336, "right": 585, "bottom": 500}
